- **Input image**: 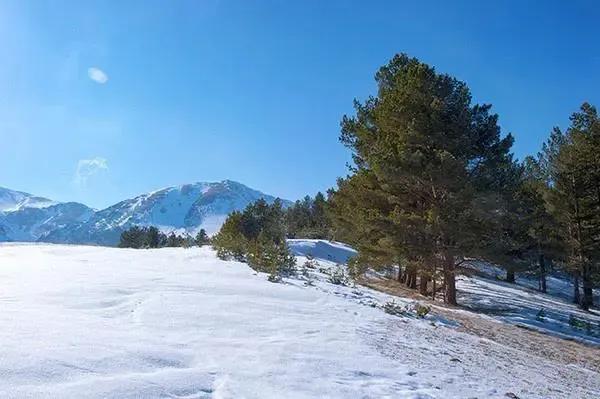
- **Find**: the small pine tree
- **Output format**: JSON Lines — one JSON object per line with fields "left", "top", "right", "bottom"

{"left": 195, "top": 229, "right": 210, "bottom": 246}
{"left": 146, "top": 226, "right": 161, "bottom": 248}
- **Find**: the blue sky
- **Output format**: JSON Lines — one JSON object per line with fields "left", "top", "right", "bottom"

{"left": 1, "top": 1, "right": 599, "bottom": 209}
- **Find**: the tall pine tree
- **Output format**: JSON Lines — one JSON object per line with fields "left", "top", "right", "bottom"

{"left": 330, "top": 54, "right": 515, "bottom": 305}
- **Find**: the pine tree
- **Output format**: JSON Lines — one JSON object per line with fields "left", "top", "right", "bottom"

{"left": 212, "top": 199, "right": 295, "bottom": 275}
{"left": 519, "top": 156, "right": 565, "bottom": 292}
{"left": 146, "top": 226, "right": 161, "bottom": 248}
{"left": 330, "top": 53, "right": 515, "bottom": 305}
{"left": 119, "top": 226, "right": 146, "bottom": 248}
{"left": 285, "top": 193, "right": 331, "bottom": 239}
{"left": 212, "top": 211, "right": 248, "bottom": 261}
{"left": 543, "top": 103, "right": 600, "bottom": 309}
{"left": 195, "top": 229, "right": 210, "bottom": 246}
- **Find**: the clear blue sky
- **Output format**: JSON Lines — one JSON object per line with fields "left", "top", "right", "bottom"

{"left": 1, "top": 1, "right": 599, "bottom": 209}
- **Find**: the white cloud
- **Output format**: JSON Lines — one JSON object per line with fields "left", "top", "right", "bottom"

{"left": 74, "top": 157, "right": 108, "bottom": 186}
{"left": 87, "top": 67, "right": 108, "bottom": 84}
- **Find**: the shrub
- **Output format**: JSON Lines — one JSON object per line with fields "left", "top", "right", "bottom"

{"left": 383, "top": 300, "right": 408, "bottom": 317}
{"left": 415, "top": 303, "right": 431, "bottom": 318}
{"left": 328, "top": 265, "right": 350, "bottom": 285}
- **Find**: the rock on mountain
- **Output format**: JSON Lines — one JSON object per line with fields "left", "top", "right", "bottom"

{"left": 42, "top": 180, "right": 290, "bottom": 246}
{"left": 0, "top": 187, "right": 94, "bottom": 242}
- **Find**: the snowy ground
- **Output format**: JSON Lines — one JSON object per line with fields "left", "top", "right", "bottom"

{"left": 457, "top": 262, "right": 600, "bottom": 346}
{"left": 0, "top": 242, "right": 599, "bottom": 398}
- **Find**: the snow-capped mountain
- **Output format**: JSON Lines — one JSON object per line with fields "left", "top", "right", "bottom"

{"left": 0, "top": 202, "right": 94, "bottom": 242}
{"left": 0, "top": 187, "right": 57, "bottom": 212}
{"left": 0, "top": 187, "right": 94, "bottom": 242}
{"left": 41, "top": 180, "right": 290, "bottom": 246}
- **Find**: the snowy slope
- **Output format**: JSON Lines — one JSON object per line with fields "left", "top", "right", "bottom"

{"left": 0, "top": 187, "right": 56, "bottom": 212}
{"left": 456, "top": 263, "right": 600, "bottom": 346}
{"left": 288, "top": 238, "right": 357, "bottom": 263}
{"left": 42, "top": 180, "right": 289, "bottom": 245}
{"left": 0, "top": 242, "right": 598, "bottom": 398}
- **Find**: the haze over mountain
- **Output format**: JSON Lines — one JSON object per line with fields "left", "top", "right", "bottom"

{"left": 0, "top": 181, "right": 288, "bottom": 245}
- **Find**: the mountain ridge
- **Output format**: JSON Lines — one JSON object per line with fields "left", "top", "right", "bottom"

{"left": 0, "top": 180, "right": 290, "bottom": 245}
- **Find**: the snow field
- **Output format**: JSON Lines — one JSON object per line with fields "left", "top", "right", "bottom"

{"left": 0, "top": 242, "right": 598, "bottom": 398}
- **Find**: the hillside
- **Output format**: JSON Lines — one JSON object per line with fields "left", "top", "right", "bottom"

{"left": 0, "top": 241, "right": 598, "bottom": 398}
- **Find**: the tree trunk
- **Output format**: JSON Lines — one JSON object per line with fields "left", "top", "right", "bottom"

{"left": 506, "top": 269, "right": 515, "bottom": 283}
{"left": 431, "top": 262, "right": 437, "bottom": 301}
{"left": 443, "top": 251, "right": 457, "bottom": 305}
{"left": 573, "top": 272, "right": 581, "bottom": 305}
{"left": 582, "top": 264, "right": 593, "bottom": 310}
{"left": 419, "top": 273, "right": 428, "bottom": 296}
{"left": 539, "top": 254, "right": 547, "bottom": 293}
{"left": 407, "top": 267, "right": 417, "bottom": 289}
{"left": 397, "top": 265, "right": 403, "bottom": 282}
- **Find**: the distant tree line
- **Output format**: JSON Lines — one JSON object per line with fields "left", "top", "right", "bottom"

{"left": 326, "top": 53, "right": 599, "bottom": 309}
{"left": 119, "top": 226, "right": 210, "bottom": 249}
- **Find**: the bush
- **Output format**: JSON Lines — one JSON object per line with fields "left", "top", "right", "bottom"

{"left": 328, "top": 265, "right": 350, "bottom": 285}
{"left": 383, "top": 300, "right": 408, "bottom": 317}
{"left": 383, "top": 300, "right": 431, "bottom": 319}
{"left": 415, "top": 303, "right": 431, "bottom": 318}
{"left": 303, "top": 259, "right": 318, "bottom": 269}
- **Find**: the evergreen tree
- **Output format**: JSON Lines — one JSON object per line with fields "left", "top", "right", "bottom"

{"left": 119, "top": 226, "right": 146, "bottom": 248}
{"left": 146, "top": 226, "right": 161, "bottom": 248}
{"left": 213, "top": 199, "right": 296, "bottom": 276}
{"left": 330, "top": 54, "right": 515, "bottom": 305}
{"left": 212, "top": 211, "right": 248, "bottom": 261}
{"left": 285, "top": 192, "right": 331, "bottom": 239}
{"left": 543, "top": 103, "right": 600, "bottom": 309}
{"left": 118, "top": 226, "right": 168, "bottom": 248}
{"left": 519, "top": 156, "right": 565, "bottom": 292}
{"left": 195, "top": 229, "right": 210, "bottom": 246}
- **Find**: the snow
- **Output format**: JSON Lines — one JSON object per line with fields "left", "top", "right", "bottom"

{"left": 0, "top": 242, "right": 598, "bottom": 398}
{"left": 287, "top": 238, "right": 357, "bottom": 263}
{"left": 0, "top": 187, "right": 56, "bottom": 212}
{"left": 457, "top": 266, "right": 600, "bottom": 346}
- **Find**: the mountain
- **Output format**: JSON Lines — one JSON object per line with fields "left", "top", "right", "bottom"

{"left": 41, "top": 180, "right": 290, "bottom": 246}
{"left": 0, "top": 187, "right": 57, "bottom": 212}
{"left": 0, "top": 187, "right": 94, "bottom": 242}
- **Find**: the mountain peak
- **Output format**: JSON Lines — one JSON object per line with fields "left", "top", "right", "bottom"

{"left": 0, "top": 187, "right": 57, "bottom": 212}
